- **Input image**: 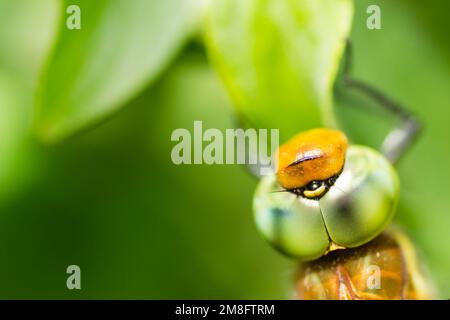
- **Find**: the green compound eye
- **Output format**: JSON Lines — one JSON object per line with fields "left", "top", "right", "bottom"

{"left": 253, "top": 145, "right": 399, "bottom": 261}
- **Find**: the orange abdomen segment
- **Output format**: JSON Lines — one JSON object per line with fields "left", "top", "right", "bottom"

{"left": 276, "top": 129, "right": 348, "bottom": 190}
{"left": 294, "top": 231, "right": 434, "bottom": 300}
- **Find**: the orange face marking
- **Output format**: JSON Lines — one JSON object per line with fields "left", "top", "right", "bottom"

{"left": 275, "top": 128, "right": 348, "bottom": 190}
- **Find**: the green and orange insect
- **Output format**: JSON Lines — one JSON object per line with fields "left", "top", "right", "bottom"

{"left": 254, "top": 128, "right": 399, "bottom": 260}
{"left": 249, "top": 41, "right": 431, "bottom": 299}
{"left": 253, "top": 128, "right": 433, "bottom": 299}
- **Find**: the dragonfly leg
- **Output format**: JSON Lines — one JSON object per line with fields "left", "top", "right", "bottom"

{"left": 340, "top": 40, "right": 421, "bottom": 163}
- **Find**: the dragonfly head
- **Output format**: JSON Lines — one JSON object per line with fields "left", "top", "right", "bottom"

{"left": 254, "top": 129, "right": 399, "bottom": 261}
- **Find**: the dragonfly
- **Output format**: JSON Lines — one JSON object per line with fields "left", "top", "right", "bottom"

{"left": 251, "top": 42, "right": 434, "bottom": 300}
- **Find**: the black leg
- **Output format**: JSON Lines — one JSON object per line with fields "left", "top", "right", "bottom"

{"left": 340, "top": 40, "right": 421, "bottom": 163}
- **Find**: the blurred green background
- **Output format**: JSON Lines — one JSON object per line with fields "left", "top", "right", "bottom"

{"left": 0, "top": 0, "right": 448, "bottom": 299}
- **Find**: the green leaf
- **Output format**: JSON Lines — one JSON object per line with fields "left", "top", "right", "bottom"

{"left": 206, "top": 0, "right": 353, "bottom": 141}
{"left": 35, "top": 0, "right": 207, "bottom": 143}
{"left": 0, "top": 73, "right": 33, "bottom": 203}
{"left": 0, "top": 0, "right": 60, "bottom": 88}
{"left": 0, "top": 0, "right": 59, "bottom": 202}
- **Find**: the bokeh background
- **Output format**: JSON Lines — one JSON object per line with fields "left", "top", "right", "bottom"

{"left": 0, "top": 0, "right": 448, "bottom": 299}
